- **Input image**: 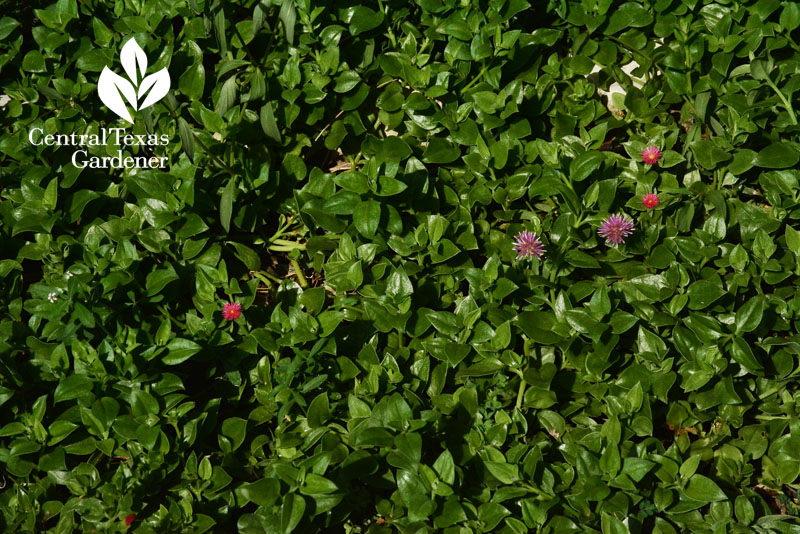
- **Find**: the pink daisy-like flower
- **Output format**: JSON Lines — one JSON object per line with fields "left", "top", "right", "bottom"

{"left": 642, "top": 193, "right": 660, "bottom": 209}
{"left": 512, "top": 230, "right": 545, "bottom": 260}
{"left": 222, "top": 302, "right": 242, "bottom": 321}
{"left": 598, "top": 214, "right": 635, "bottom": 246}
{"left": 642, "top": 146, "right": 662, "bottom": 165}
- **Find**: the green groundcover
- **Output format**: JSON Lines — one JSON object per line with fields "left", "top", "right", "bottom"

{"left": 3, "top": 0, "right": 800, "bottom": 532}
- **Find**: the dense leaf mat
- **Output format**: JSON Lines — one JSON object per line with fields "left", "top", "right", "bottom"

{"left": 3, "top": 0, "right": 800, "bottom": 532}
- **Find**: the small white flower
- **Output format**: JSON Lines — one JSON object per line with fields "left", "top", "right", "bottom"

{"left": 47, "top": 292, "right": 58, "bottom": 303}
{"left": 65, "top": 271, "right": 73, "bottom": 280}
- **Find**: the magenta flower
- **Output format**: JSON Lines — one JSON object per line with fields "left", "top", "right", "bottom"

{"left": 642, "top": 146, "right": 662, "bottom": 165}
{"left": 642, "top": 193, "right": 660, "bottom": 209}
{"left": 598, "top": 214, "right": 635, "bottom": 246}
{"left": 512, "top": 230, "right": 545, "bottom": 260}
{"left": 222, "top": 302, "right": 242, "bottom": 321}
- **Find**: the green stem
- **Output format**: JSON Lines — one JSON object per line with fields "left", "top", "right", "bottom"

{"left": 268, "top": 218, "right": 293, "bottom": 241}
{"left": 251, "top": 271, "right": 277, "bottom": 290}
{"left": 256, "top": 270, "right": 282, "bottom": 284}
{"left": 609, "top": 35, "right": 655, "bottom": 64}
{"left": 764, "top": 76, "right": 798, "bottom": 125}
{"left": 270, "top": 238, "right": 306, "bottom": 248}
{"left": 523, "top": 338, "right": 534, "bottom": 357}
{"left": 548, "top": 265, "right": 559, "bottom": 305}
{"left": 786, "top": 33, "right": 800, "bottom": 54}
{"left": 521, "top": 482, "right": 551, "bottom": 497}
{"left": 516, "top": 378, "right": 526, "bottom": 411}
{"left": 290, "top": 259, "right": 308, "bottom": 288}
{"left": 548, "top": 249, "right": 564, "bottom": 283}
{"left": 461, "top": 65, "right": 489, "bottom": 93}
{"left": 684, "top": 47, "right": 693, "bottom": 94}
{"left": 158, "top": 308, "right": 186, "bottom": 330}
{"left": 268, "top": 239, "right": 306, "bottom": 252}
{"left": 546, "top": 238, "right": 573, "bottom": 307}
{"left": 376, "top": 0, "right": 397, "bottom": 48}
{"left": 514, "top": 369, "right": 526, "bottom": 411}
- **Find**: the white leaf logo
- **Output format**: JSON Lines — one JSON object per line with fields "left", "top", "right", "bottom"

{"left": 120, "top": 38, "right": 148, "bottom": 85}
{"left": 97, "top": 38, "right": 171, "bottom": 123}
{"left": 98, "top": 68, "right": 137, "bottom": 123}
{"left": 138, "top": 68, "right": 171, "bottom": 110}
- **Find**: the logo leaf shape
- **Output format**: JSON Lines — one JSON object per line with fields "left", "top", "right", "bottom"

{"left": 138, "top": 68, "right": 171, "bottom": 110}
{"left": 98, "top": 67, "right": 137, "bottom": 123}
{"left": 120, "top": 38, "right": 147, "bottom": 86}
{"left": 97, "top": 37, "right": 171, "bottom": 123}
